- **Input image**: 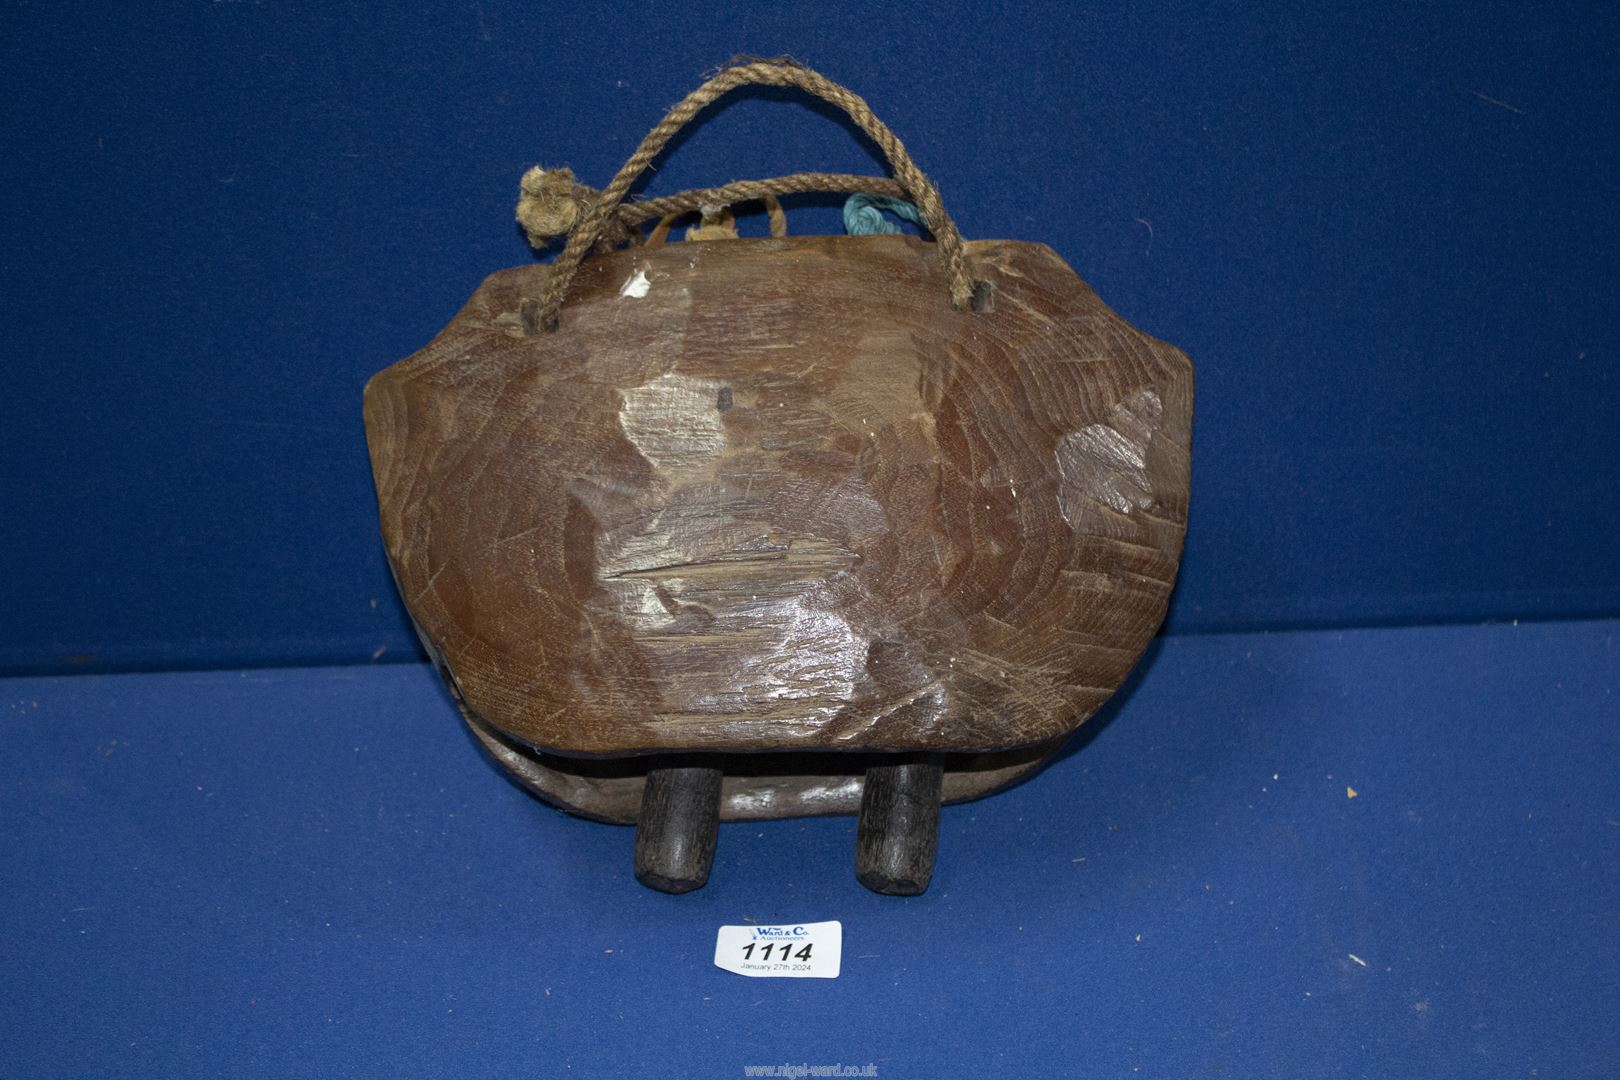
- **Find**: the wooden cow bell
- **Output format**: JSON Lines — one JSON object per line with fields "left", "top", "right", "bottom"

{"left": 364, "top": 60, "right": 1192, "bottom": 894}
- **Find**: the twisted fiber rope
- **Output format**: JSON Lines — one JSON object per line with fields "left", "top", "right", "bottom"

{"left": 525, "top": 59, "right": 971, "bottom": 333}
{"left": 516, "top": 166, "right": 636, "bottom": 253}
{"left": 646, "top": 193, "right": 788, "bottom": 246}
{"left": 622, "top": 172, "right": 908, "bottom": 229}
{"left": 521, "top": 171, "right": 908, "bottom": 247}
{"left": 761, "top": 193, "right": 788, "bottom": 239}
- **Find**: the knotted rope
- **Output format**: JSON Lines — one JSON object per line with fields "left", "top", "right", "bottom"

{"left": 517, "top": 168, "right": 904, "bottom": 249}
{"left": 516, "top": 58, "right": 973, "bottom": 334}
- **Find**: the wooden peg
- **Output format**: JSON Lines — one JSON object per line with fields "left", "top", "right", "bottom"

{"left": 634, "top": 763, "right": 723, "bottom": 894}
{"left": 855, "top": 757, "right": 943, "bottom": 895}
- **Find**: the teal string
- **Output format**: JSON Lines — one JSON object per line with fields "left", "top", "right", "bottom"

{"left": 843, "top": 193, "right": 925, "bottom": 236}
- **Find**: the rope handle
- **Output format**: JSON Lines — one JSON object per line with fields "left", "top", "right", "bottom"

{"left": 520, "top": 58, "right": 973, "bottom": 334}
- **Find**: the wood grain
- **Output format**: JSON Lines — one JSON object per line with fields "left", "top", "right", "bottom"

{"left": 366, "top": 233, "right": 1192, "bottom": 821}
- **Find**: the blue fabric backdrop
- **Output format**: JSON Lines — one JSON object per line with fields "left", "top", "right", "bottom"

{"left": 2, "top": 2, "right": 1616, "bottom": 673}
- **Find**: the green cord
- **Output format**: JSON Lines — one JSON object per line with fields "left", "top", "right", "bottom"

{"left": 843, "top": 193, "right": 925, "bottom": 236}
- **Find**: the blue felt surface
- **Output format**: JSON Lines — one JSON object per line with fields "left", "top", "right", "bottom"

{"left": 2, "top": 3, "right": 1618, "bottom": 674}
{"left": 3, "top": 620, "right": 1616, "bottom": 1077}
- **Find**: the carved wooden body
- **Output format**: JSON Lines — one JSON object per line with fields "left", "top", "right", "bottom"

{"left": 366, "top": 233, "right": 1193, "bottom": 830}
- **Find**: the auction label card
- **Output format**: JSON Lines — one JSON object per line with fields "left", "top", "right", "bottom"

{"left": 713, "top": 921, "right": 842, "bottom": 979}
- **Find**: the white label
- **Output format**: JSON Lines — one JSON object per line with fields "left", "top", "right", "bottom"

{"left": 713, "top": 921, "right": 842, "bottom": 979}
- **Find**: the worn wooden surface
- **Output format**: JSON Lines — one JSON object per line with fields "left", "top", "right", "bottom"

{"left": 366, "top": 233, "right": 1191, "bottom": 821}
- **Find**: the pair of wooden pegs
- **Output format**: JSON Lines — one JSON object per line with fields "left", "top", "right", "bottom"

{"left": 634, "top": 759, "right": 942, "bottom": 895}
